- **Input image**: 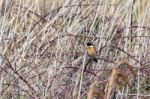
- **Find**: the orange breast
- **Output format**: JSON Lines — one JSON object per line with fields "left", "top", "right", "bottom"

{"left": 87, "top": 47, "right": 96, "bottom": 57}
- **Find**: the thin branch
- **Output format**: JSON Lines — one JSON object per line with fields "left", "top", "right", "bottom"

{"left": 0, "top": 54, "right": 38, "bottom": 97}
{"left": 97, "top": 45, "right": 140, "bottom": 64}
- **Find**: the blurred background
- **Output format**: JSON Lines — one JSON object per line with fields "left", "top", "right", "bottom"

{"left": 0, "top": 0, "right": 150, "bottom": 99}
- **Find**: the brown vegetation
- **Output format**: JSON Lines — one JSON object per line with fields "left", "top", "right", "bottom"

{"left": 0, "top": 0, "right": 150, "bottom": 99}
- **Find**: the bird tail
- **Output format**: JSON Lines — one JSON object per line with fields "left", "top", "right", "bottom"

{"left": 93, "top": 58, "right": 98, "bottom": 62}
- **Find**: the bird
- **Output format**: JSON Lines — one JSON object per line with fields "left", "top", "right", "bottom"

{"left": 86, "top": 42, "right": 98, "bottom": 62}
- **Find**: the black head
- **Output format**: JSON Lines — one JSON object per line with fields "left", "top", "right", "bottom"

{"left": 86, "top": 42, "right": 93, "bottom": 46}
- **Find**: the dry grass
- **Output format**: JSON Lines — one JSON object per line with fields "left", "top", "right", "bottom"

{"left": 0, "top": 0, "right": 150, "bottom": 99}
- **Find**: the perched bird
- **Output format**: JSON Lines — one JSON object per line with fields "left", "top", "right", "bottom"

{"left": 86, "top": 42, "right": 98, "bottom": 62}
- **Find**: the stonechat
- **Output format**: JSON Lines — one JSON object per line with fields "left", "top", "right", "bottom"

{"left": 86, "top": 42, "right": 98, "bottom": 62}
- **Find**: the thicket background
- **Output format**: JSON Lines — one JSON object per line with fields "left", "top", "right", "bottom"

{"left": 0, "top": 0, "right": 150, "bottom": 99}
